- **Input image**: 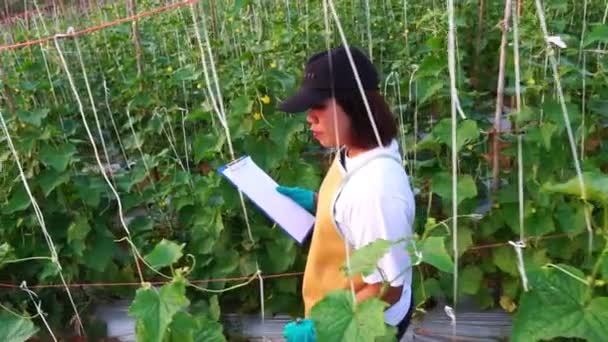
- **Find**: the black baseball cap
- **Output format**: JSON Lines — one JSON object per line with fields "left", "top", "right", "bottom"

{"left": 278, "top": 45, "right": 379, "bottom": 113}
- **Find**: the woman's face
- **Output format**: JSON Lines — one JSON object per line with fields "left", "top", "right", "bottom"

{"left": 306, "top": 98, "right": 352, "bottom": 148}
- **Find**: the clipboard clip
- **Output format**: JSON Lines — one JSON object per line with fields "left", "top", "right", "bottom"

{"left": 225, "top": 155, "right": 249, "bottom": 171}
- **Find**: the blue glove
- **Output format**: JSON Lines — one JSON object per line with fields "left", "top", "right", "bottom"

{"left": 284, "top": 318, "right": 316, "bottom": 342}
{"left": 276, "top": 186, "right": 316, "bottom": 214}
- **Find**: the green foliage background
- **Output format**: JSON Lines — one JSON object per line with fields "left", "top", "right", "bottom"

{"left": 1, "top": 0, "right": 608, "bottom": 340}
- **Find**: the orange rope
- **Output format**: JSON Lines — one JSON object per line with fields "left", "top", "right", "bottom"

{"left": 0, "top": 233, "right": 575, "bottom": 290}
{"left": 0, "top": 0, "right": 198, "bottom": 52}
{"left": 0, "top": 271, "right": 304, "bottom": 289}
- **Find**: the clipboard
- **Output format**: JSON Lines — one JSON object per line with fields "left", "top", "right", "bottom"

{"left": 218, "top": 155, "right": 315, "bottom": 244}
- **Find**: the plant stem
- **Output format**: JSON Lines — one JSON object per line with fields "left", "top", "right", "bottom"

{"left": 584, "top": 205, "right": 608, "bottom": 303}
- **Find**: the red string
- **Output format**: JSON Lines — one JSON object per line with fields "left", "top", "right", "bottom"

{"left": 0, "top": 0, "right": 198, "bottom": 52}
{"left": 0, "top": 271, "right": 304, "bottom": 289}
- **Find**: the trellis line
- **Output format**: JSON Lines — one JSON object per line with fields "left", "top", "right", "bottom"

{"left": 0, "top": 272, "right": 305, "bottom": 290}
{"left": 0, "top": 232, "right": 575, "bottom": 290}
{"left": 0, "top": 0, "right": 198, "bottom": 52}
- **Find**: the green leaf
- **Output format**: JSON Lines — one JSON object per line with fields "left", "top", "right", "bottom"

{"left": 208, "top": 295, "right": 221, "bottom": 321}
{"left": 512, "top": 266, "right": 608, "bottom": 342}
{"left": 539, "top": 122, "right": 557, "bottom": 150}
{"left": 493, "top": 246, "right": 519, "bottom": 276}
{"left": 37, "top": 169, "right": 70, "bottom": 197}
{"left": 417, "top": 79, "right": 444, "bottom": 105}
{"left": 128, "top": 277, "right": 190, "bottom": 342}
{"left": 83, "top": 233, "right": 116, "bottom": 272}
{"left": 193, "top": 317, "right": 226, "bottom": 342}
{"left": 344, "top": 239, "right": 394, "bottom": 277}
{"left": 413, "top": 236, "right": 454, "bottom": 273}
{"left": 432, "top": 119, "right": 480, "bottom": 152}
{"left": 555, "top": 202, "right": 586, "bottom": 236}
{"left": 17, "top": 108, "right": 49, "bottom": 126}
{"left": 431, "top": 173, "right": 477, "bottom": 206}
{"left": 459, "top": 265, "right": 483, "bottom": 295}
{"left": 543, "top": 171, "right": 608, "bottom": 204}
{"left": 0, "top": 313, "right": 38, "bottom": 342}
{"left": 173, "top": 65, "right": 201, "bottom": 82}
{"left": 229, "top": 95, "right": 253, "bottom": 117}
{"left": 39, "top": 143, "right": 77, "bottom": 172}
{"left": 526, "top": 210, "right": 555, "bottom": 236}
{"left": 583, "top": 24, "right": 608, "bottom": 47}
{"left": 3, "top": 187, "right": 30, "bottom": 214}
{"left": 68, "top": 216, "right": 91, "bottom": 243}
{"left": 310, "top": 290, "right": 387, "bottom": 342}
{"left": 144, "top": 239, "right": 184, "bottom": 270}
{"left": 67, "top": 216, "right": 91, "bottom": 256}
{"left": 193, "top": 133, "right": 225, "bottom": 163}
{"left": 168, "top": 311, "right": 197, "bottom": 342}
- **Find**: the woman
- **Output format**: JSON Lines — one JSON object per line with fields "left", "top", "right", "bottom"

{"left": 276, "top": 46, "right": 416, "bottom": 340}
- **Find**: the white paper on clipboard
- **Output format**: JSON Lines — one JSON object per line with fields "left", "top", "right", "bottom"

{"left": 218, "top": 156, "right": 315, "bottom": 244}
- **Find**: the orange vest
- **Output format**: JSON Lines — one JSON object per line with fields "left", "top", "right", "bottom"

{"left": 302, "top": 156, "right": 366, "bottom": 317}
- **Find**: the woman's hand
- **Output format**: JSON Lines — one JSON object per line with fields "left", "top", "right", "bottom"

{"left": 355, "top": 283, "right": 403, "bottom": 306}
{"left": 276, "top": 186, "right": 317, "bottom": 214}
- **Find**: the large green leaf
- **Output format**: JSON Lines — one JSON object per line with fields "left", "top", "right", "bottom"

{"left": 193, "top": 132, "right": 225, "bottom": 163}
{"left": 543, "top": 171, "right": 608, "bottom": 204}
{"left": 128, "top": 277, "right": 190, "bottom": 342}
{"left": 168, "top": 311, "right": 196, "bottom": 342}
{"left": 37, "top": 169, "right": 70, "bottom": 197}
{"left": 343, "top": 239, "right": 394, "bottom": 277}
{"left": 3, "top": 187, "right": 30, "bottom": 214}
{"left": 583, "top": 24, "right": 608, "bottom": 46}
{"left": 432, "top": 119, "right": 480, "bottom": 152}
{"left": 0, "top": 313, "right": 38, "bottom": 342}
{"left": 39, "top": 143, "right": 77, "bottom": 172}
{"left": 67, "top": 216, "right": 91, "bottom": 256}
{"left": 310, "top": 290, "right": 387, "bottom": 342}
{"left": 144, "top": 239, "right": 184, "bottom": 270}
{"left": 17, "top": 108, "right": 49, "bottom": 126}
{"left": 512, "top": 265, "right": 608, "bottom": 342}
{"left": 409, "top": 236, "right": 454, "bottom": 273}
{"left": 431, "top": 173, "right": 478, "bottom": 206}
{"left": 459, "top": 265, "right": 483, "bottom": 295}
{"left": 493, "top": 246, "right": 518, "bottom": 276}
{"left": 193, "top": 317, "right": 226, "bottom": 342}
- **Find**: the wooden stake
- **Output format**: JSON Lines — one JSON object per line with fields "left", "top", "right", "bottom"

{"left": 127, "top": 0, "right": 143, "bottom": 90}
{"left": 492, "top": 0, "right": 512, "bottom": 192}
{"left": 472, "top": 0, "right": 485, "bottom": 89}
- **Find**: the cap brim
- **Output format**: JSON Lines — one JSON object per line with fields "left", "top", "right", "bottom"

{"left": 278, "top": 88, "right": 330, "bottom": 113}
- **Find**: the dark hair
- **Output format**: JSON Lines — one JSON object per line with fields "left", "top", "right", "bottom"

{"left": 333, "top": 89, "right": 397, "bottom": 149}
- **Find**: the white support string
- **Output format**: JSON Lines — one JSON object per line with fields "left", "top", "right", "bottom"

{"left": 533, "top": 0, "right": 594, "bottom": 257}
{"left": 190, "top": 4, "right": 265, "bottom": 334}
{"left": 508, "top": 240, "right": 529, "bottom": 291}
{"left": 326, "top": 0, "right": 383, "bottom": 149}
{"left": 322, "top": 0, "right": 357, "bottom": 304}
{"left": 0, "top": 109, "right": 84, "bottom": 334}
{"left": 73, "top": 34, "right": 114, "bottom": 181}
{"left": 20, "top": 282, "right": 58, "bottom": 342}
{"left": 512, "top": 0, "right": 525, "bottom": 245}
{"left": 53, "top": 31, "right": 146, "bottom": 285}
{"left": 102, "top": 78, "right": 130, "bottom": 167}
{"left": 447, "top": 0, "right": 460, "bottom": 334}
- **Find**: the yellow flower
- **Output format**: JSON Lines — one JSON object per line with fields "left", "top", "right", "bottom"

{"left": 270, "top": 61, "right": 277, "bottom": 68}
{"left": 261, "top": 95, "right": 271, "bottom": 104}
{"left": 253, "top": 112, "right": 262, "bottom": 120}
